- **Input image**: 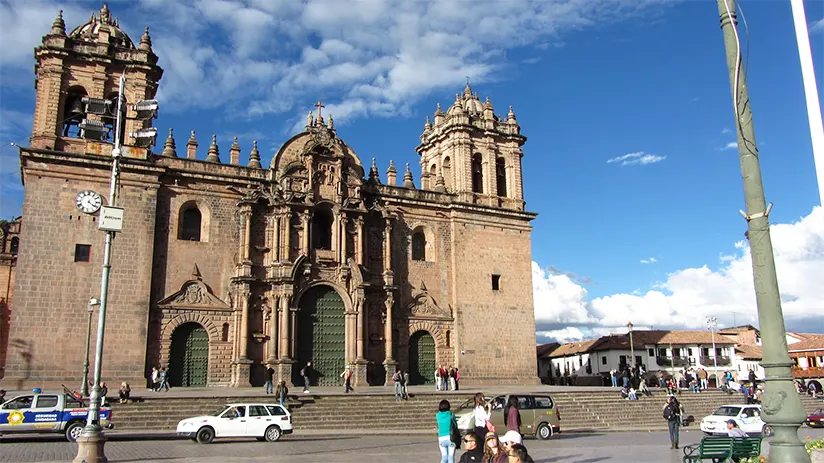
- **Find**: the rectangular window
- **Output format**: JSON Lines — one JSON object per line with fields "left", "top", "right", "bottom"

{"left": 688, "top": 348, "right": 694, "bottom": 356}
{"left": 491, "top": 274, "right": 501, "bottom": 291}
{"left": 648, "top": 348, "right": 654, "bottom": 357}
{"left": 601, "top": 357, "right": 607, "bottom": 365}
{"left": 74, "top": 244, "right": 91, "bottom": 262}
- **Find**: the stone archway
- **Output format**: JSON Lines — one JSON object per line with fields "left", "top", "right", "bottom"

{"left": 293, "top": 285, "right": 346, "bottom": 387}
{"left": 169, "top": 322, "right": 209, "bottom": 387}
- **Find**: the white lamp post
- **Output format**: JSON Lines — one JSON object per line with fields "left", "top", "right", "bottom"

{"left": 80, "top": 297, "right": 100, "bottom": 397}
{"left": 627, "top": 321, "right": 635, "bottom": 371}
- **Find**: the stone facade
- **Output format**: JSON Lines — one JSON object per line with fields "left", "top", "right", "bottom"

{"left": 4, "top": 5, "right": 539, "bottom": 389}
{"left": 0, "top": 217, "right": 21, "bottom": 379}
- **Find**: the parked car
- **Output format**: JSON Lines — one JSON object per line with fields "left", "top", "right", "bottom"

{"left": 699, "top": 404, "right": 771, "bottom": 436}
{"left": 805, "top": 408, "right": 824, "bottom": 428}
{"left": 454, "top": 393, "right": 560, "bottom": 440}
{"left": 0, "top": 389, "right": 113, "bottom": 442}
{"left": 176, "top": 403, "right": 293, "bottom": 444}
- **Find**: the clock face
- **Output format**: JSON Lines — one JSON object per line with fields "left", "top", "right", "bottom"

{"left": 75, "top": 190, "right": 102, "bottom": 214}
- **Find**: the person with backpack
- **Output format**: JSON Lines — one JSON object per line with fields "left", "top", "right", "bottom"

{"left": 663, "top": 395, "right": 682, "bottom": 449}
{"left": 275, "top": 380, "right": 288, "bottom": 407}
{"left": 436, "top": 399, "right": 460, "bottom": 463}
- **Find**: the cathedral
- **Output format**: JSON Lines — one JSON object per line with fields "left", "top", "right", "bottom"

{"left": 3, "top": 5, "right": 538, "bottom": 388}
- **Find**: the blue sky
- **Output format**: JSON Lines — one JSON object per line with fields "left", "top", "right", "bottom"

{"left": 1, "top": 0, "right": 823, "bottom": 342}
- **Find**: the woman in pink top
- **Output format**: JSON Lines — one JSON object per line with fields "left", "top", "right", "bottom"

{"left": 503, "top": 396, "right": 521, "bottom": 434}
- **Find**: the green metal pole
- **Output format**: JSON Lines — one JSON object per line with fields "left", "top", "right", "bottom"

{"left": 716, "top": 2, "right": 809, "bottom": 461}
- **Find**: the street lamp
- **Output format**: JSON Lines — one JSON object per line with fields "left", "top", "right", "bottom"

{"left": 80, "top": 298, "right": 100, "bottom": 397}
{"left": 74, "top": 74, "right": 158, "bottom": 463}
{"left": 627, "top": 322, "right": 634, "bottom": 371}
{"left": 706, "top": 317, "right": 719, "bottom": 388}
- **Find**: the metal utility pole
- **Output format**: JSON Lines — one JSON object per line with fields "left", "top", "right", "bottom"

{"left": 74, "top": 74, "right": 125, "bottom": 463}
{"left": 716, "top": 2, "right": 809, "bottom": 461}
{"left": 706, "top": 317, "right": 719, "bottom": 386}
{"left": 790, "top": 0, "right": 824, "bottom": 207}
{"left": 80, "top": 297, "right": 100, "bottom": 397}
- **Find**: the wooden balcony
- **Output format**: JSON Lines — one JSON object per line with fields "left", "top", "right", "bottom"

{"left": 791, "top": 366, "right": 824, "bottom": 379}
{"left": 656, "top": 356, "right": 693, "bottom": 367}
{"left": 699, "top": 355, "right": 731, "bottom": 367}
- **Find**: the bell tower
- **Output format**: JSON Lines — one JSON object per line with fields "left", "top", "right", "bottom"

{"left": 30, "top": 4, "right": 163, "bottom": 158}
{"left": 416, "top": 82, "right": 527, "bottom": 210}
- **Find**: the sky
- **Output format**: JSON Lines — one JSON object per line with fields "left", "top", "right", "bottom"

{"left": 1, "top": 0, "right": 823, "bottom": 344}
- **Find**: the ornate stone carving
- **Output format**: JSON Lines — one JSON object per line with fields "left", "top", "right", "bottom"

{"left": 158, "top": 280, "right": 231, "bottom": 310}
{"left": 407, "top": 282, "right": 452, "bottom": 320}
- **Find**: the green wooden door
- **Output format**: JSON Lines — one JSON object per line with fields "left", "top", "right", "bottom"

{"left": 169, "top": 322, "right": 209, "bottom": 387}
{"left": 409, "top": 331, "right": 436, "bottom": 385}
{"left": 295, "top": 286, "right": 346, "bottom": 387}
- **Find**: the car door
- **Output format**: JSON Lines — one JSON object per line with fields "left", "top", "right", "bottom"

{"left": 0, "top": 395, "right": 35, "bottom": 432}
{"left": 737, "top": 407, "right": 760, "bottom": 434}
{"left": 247, "top": 405, "right": 272, "bottom": 436}
{"left": 266, "top": 405, "right": 292, "bottom": 431}
{"left": 217, "top": 406, "right": 248, "bottom": 437}
{"left": 531, "top": 395, "right": 557, "bottom": 429}
{"left": 31, "top": 395, "right": 61, "bottom": 432}
{"left": 489, "top": 396, "right": 507, "bottom": 431}
{"left": 511, "top": 395, "right": 535, "bottom": 434}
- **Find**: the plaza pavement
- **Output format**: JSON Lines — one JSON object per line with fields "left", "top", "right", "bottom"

{"left": 1, "top": 429, "right": 822, "bottom": 463}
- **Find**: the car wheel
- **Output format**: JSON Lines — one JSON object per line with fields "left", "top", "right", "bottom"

{"left": 196, "top": 427, "right": 215, "bottom": 444}
{"left": 65, "top": 421, "right": 84, "bottom": 442}
{"left": 762, "top": 425, "right": 773, "bottom": 437}
{"left": 537, "top": 423, "right": 552, "bottom": 440}
{"left": 265, "top": 425, "right": 282, "bottom": 442}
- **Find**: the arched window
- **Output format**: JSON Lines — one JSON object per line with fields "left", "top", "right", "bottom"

{"left": 411, "top": 230, "right": 426, "bottom": 261}
{"left": 180, "top": 207, "right": 202, "bottom": 241}
{"left": 496, "top": 157, "right": 507, "bottom": 197}
{"left": 312, "top": 207, "right": 333, "bottom": 250}
{"left": 62, "top": 86, "right": 88, "bottom": 138}
{"left": 471, "top": 153, "right": 483, "bottom": 193}
{"left": 9, "top": 236, "right": 19, "bottom": 255}
{"left": 442, "top": 157, "right": 451, "bottom": 191}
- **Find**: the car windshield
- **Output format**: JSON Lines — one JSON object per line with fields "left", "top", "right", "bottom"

{"left": 213, "top": 406, "right": 230, "bottom": 416}
{"left": 458, "top": 398, "right": 484, "bottom": 410}
{"left": 814, "top": 409, "right": 824, "bottom": 416}
{"left": 713, "top": 406, "right": 741, "bottom": 417}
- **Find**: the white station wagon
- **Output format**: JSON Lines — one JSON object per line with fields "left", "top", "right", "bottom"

{"left": 699, "top": 404, "right": 771, "bottom": 436}
{"left": 177, "top": 403, "right": 293, "bottom": 444}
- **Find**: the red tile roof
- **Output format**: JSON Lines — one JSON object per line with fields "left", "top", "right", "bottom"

{"left": 787, "top": 334, "right": 824, "bottom": 352}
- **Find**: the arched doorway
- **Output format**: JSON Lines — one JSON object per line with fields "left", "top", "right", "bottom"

{"left": 409, "top": 331, "right": 436, "bottom": 385}
{"left": 169, "top": 322, "right": 209, "bottom": 387}
{"left": 293, "top": 286, "right": 346, "bottom": 386}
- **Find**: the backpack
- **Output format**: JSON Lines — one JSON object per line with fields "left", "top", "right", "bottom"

{"left": 300, "top": 367, "right": 306, "bottom": 377}
{"left": 663, "top": 403, "right": 676, "bottom": 421}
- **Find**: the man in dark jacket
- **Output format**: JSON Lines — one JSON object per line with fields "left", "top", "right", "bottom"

{"left": 458, "top": 431, "right": 484, "bottom": 462}
{"left": 301, "top": 361, "right": 312, "bottom": 393}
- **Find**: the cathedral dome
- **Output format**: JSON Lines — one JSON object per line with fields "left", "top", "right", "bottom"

{"left": 69, "top": 4, "right": 135, "bottom": 49}
{"left": 462, "top": 94, "right": 484, "bottom": 115}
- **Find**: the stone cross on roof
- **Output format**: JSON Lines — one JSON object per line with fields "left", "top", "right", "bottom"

{"left": 314, "top": 101, "right": 325, "bottom": 119}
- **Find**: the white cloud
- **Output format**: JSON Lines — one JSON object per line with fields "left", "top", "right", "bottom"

{"left": 811, "top": 18, "right": 824, "bottom": 34}
{"left": 1, "top": 0, "right": 679, "bottom": 126}
{"left": 640, "top": 257, "right": 657, "bottom": 264}
{"left": 606, "top": 151, "right": 666, "bottom": 166}
{"left": 534, "top": 207, "right": 824, "bottom": 341}
{"left": 721, "top": 141, "right": 738, "bottom": 150}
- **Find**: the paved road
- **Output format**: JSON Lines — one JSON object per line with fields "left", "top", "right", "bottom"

{"left": 2, "top": 429, "right": 823, "bottom": 463}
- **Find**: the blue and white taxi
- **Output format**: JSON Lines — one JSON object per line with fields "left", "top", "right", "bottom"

{"left": 177, "top": 403, "right": 293, "bottom": 444}
{"left": 0, "top": 389, "right": 113, "bottom": 442}
{"left": 699, "top": 404, "right": 771, "bottom": 436}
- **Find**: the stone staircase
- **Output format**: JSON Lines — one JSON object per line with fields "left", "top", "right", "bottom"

{"left": 107, "top": 389, "right": 823, "bottom": 433}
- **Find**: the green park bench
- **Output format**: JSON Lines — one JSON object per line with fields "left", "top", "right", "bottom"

{"left": 682, "top": 436, "right": 763, "bottom": 463}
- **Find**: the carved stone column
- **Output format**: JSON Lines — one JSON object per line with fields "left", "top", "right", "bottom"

{"left": 383, "top": 292, "right": 396, "bottom": 385}
{"left": 267, "top": 294, "right": 280, "bottom": 363}
{"left": 237, "top": 204, "right": 253, "bottom": 277}
{"left": 290, "top": 308, "right": 298, "bottom": 362}
{"left": 339, "top": 214, "right": 348, "bottom": 263}
{"left": 232, "top": 285, "right": 252, "bottom": 387}
{"left": 301, "top": 211, "right": 311, "bottom": 256}
{"left": 355, "top": 216, "right": 364, "bottom": 265}
{"left": 278, "top": 294, "right": 291, "bottom": 358}
{"left": 353, "top": 291, "right": 368, "bottom": 387}
{"left": 382, "top": 217, "right": 392, "bottom": 272}
{"left": 273, "top": 215, "right": 281, "bottom": 262}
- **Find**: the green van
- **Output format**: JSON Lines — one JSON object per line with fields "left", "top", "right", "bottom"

{"left": 454, "top": 393, "right": 561, "bottom": 440}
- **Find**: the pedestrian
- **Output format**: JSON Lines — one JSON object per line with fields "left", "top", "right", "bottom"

{"left": 505, "top": 443, "right": 534, "bottom": 463}
{"left": 472, "top": 393, "right": 492, "bottom": 438}
{"left": 275, "top": 380, "right": 288, "bottom": 408}
{"left": 503, "top": 396, "right": 521, "bottom": 434}
{"left": 340, "top": 365, "right": 353, "bottom": 393}
{"left": 663, "top": 395, "right": 681, "bottom": 449}
{"left": 118, "top": 382, "right": 130, "bottom": 404}
{"left": 449, "top": 367, "right": 456, "bottom": 391}
{"left": 150, "top": 366, "right": 159, "bottom": 391}
{"left": 610, "top": 368, "right": 617, "bottom": 387}
{"left": 393, "top": 368, "right": 403, "bottom": 401}
{"left": 483, "top": 432, "right": 506, "bottom": 463}
{"left": 301, "top": 361, "right": 312, "bottom": 393}
{"left": 436, "top": 399, "right": 458, "bottom": 463}
{"left": 159, "top": 367, "right": 169, "bottom": 391}
{"left": 402, "top": 371, "right": 410, "bottom": 399}
{"left": 435, "top": 366, "right": 442, "bottom": 391}
{"left": 0, "top": 389, "right": 6, "bottom": 405}
{"left": 264, "top": 366, "right": 275, "bottom": 394}
{"left": 458, "top": 431, "right": 484, "bottom": 463}
{"left": 454, "top": 368, "right": 460, "bottom": 391}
